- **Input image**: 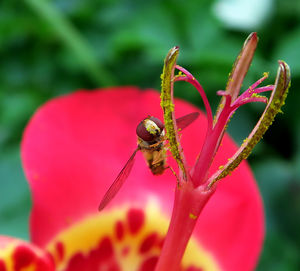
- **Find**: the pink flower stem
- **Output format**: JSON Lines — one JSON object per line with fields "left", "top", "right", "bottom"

{"left": 192, "top": 102, "right": 232, "bottom": 187}
{"left": 155, "top": 181, "right": 215, "bottom": 271}
{"left": 175, "top": 65, "right": 214, "bottom": 132}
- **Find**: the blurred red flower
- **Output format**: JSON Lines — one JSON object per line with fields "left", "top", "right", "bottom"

{"left": 0, "top": 87, "right": 264, "bottom": 271}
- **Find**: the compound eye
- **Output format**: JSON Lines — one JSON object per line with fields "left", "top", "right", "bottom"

{"left": 136, "top": 116, "right": 164, "bottom": 142}
{"left": 149, "top": 116, "right": 164, "bottom": 131}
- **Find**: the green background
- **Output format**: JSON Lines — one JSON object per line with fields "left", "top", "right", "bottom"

{"left": 0, "top": 0, "right": 299, "bottom": 270}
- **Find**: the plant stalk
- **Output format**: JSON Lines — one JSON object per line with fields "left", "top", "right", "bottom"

{"left": 155, "top": 181, "right": 214, "bottom": 271}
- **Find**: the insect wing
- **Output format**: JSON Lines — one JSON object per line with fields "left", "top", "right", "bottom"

{"left": 176, "top": 112, "right": 199, "bottom": 131}
{"left": 98, "top": 148, "right": 139, "bottom": 211}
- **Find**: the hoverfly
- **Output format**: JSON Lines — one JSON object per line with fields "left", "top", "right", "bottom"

{"left": 98, "top": 112, "right": 199, "bottom": 211}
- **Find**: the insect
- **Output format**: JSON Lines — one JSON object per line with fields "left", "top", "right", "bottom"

{"left": 98, "top": 112, "right": 199, "bottom": 211}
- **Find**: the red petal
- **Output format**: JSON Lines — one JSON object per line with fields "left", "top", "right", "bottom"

{"left": 21, "top": 87, "right": 188, "bottom": 246}
{"left": 21, "top": 87, "right": 264, "bottom": 270}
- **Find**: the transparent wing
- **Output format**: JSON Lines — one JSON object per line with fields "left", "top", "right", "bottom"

{"left": 176, "top": 112, "right": 199, "bottom": 131}
{"left": 99, "top": 112, "right": 199, "bottom": 211}
{"left": 98, "top": 148, "right": 139, "bottom": 211}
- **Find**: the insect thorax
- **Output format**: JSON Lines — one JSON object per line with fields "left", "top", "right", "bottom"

{"left": 137, "top": 132, "right": 165, "bottom": 151}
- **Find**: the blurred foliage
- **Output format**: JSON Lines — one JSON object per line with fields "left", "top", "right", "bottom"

{"left": 0, "top": 0, "right": 299, "bottom": 270}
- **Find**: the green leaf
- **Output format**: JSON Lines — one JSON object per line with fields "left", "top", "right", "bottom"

{"left": 273, "top": 28, "right": 300, "bottom": 76}
{"left": 0, "top": 148, "right": 31, "bottom": 240}
{"left": 24, "top": 0, "right": 115, "bottom": 86}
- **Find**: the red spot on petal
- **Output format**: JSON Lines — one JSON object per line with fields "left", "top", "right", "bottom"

{"left": 35, "top": 257, "right": 54, "bottom": 271}
{"left": 107, "top": 263, "right": 121, "bottom": 271}
{"left": 87, "top": 248, "right": 102, "bottom": 270}
{"left": 139, "top": 233, "right": 158, "bottom": 254}
{"left": 13, "top": 245, "right": 36, "bottom": 271}
{"left": 127, "top": 208, "right": 145, "bottom": 234}
{"left": 121, "top": 246, "right": 130, "bottom": 257}
{"left": 0, "top": 260, "right": 6, "bottom": 271}
{"left": 138, "top": 256, "right": 158, "bottom": 271}
{"left": 55, "top": 242, "right": 64, "bottom": 261}
{"left": 158, "top": 237, "right": 165, "bottom": 249}
{"left": 115, "top": 220, "right": 124, "bottom": 241}
{"left": 94, "top": 257, "right": 120, "bottom": 271}
{"left": 97, "top": 237, "right": 114, "bottom": 261}
{"left": 65, "top": 253, "right": 86, "bottom": 271}
{"left": 64, "top": 236, "right": 120, "bottom": 271}
{"left": 185, "top": 267, "right": 203, "bottom": 271}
